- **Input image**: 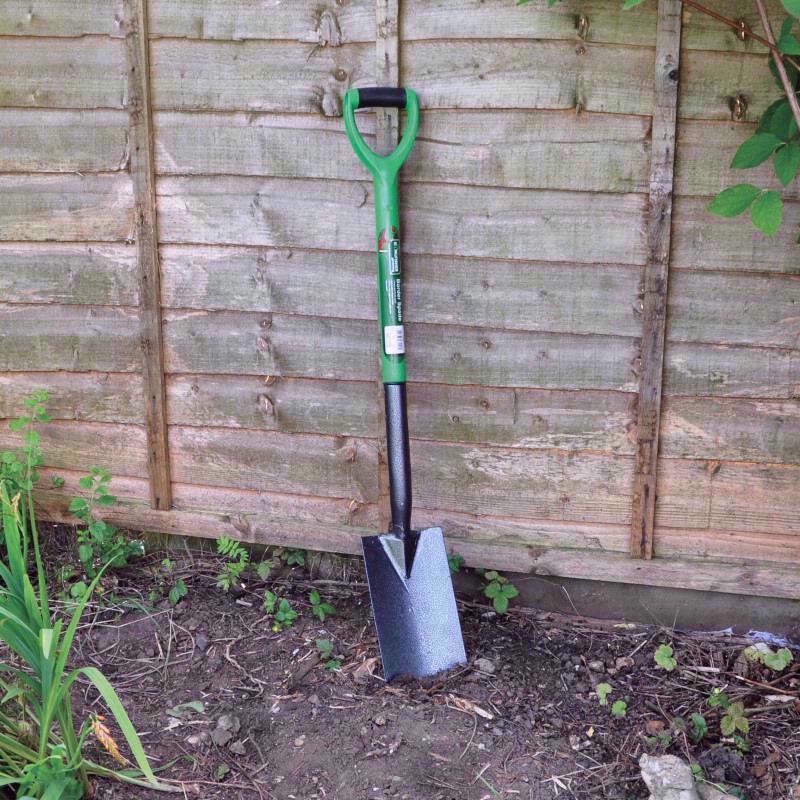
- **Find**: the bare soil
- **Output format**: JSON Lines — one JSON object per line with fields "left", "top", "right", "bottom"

{"left": 35, "top": 536, "right": 800, "bottom": 799}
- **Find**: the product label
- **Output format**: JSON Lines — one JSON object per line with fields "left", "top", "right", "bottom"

{"left": 389, "top": 239, "right": 400, "bottom": 275}
{"left": 384, "top": 325, "right": 405, "bottom": 355}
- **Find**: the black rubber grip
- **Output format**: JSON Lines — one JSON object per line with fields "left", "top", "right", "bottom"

{"left": 358, "top": 87, "right": 407, "bottom": 109}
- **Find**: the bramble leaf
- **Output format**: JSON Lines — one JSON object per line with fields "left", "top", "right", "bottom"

{"left": 731, "top": 133, "right": 781, "bottom": 169}
{"left": 774, "top": 141, "right": 800, "bottom": 185}
{"left": 707, "top": 184, "right": 761, "bottom": 217}
{"left": 751, "top": 190, "right": 783, "bottom": 236}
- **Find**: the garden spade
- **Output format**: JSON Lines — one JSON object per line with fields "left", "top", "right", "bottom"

{"left": 343, "top": 87, "right": 467, "bottom": 680}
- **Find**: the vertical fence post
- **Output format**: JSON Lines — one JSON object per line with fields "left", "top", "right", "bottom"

{"left": 373, "top": 0, "right": 401, "bottom": 532}
{"left": 124, "top": 0, "right": 172, "bottom": 510}
{"left": 630, "top": 0, "right": 682, "bottom": 559}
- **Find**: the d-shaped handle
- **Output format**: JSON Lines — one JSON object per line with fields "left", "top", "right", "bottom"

{"left": 343, "top": 87, "right": 419, "bottom": 179}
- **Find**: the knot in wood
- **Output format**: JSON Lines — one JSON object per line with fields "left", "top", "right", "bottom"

{"left": 258, "top": 393, "right": 275, "bottom": 417}
{"left": 576, "top": 14, "right": 589, "bottom": 40}
{"left": 256, "top": 335, "right": 271, "bottom": 353}
{"left": 730, "top": 94, "right": 748, "bottom": 122}
{"left": 316, "top": 10, "right": 343, "bottom": 47}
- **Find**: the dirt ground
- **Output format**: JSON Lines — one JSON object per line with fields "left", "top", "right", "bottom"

{"left": 32, "top": 533, "right": 800, "bottom": 799}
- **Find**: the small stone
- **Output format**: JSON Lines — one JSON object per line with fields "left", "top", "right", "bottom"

{"left": 228, "top": 740, "right": 246, "bottom": 755}
{"left": 294, "top": 735, "right": 306, "bottom": 747}
{"left": 195, "top": 631, "right": 209, "bottom": 652}
{"left": 210, "top": 728, "right": 233, "bottom": 747}
{"left": 588, "top": 659, "right": 605, "bottom": 673}
{"left": 374, "top": 715, "right": 386, "bottom": 726}
{"left": 474, "top": 657, "right": 496, "bottom": 674}
{"left": 639, "top": 754, "right": 700, "bottom": 800}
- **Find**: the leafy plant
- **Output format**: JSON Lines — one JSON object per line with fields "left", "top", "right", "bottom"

{"left": 482, "top": 570, "right": 519, "bottom": 614}
{"left": 708, "top": 688, "right": 731, "bottom": 710}
{"left": 689, "top": 713, "right": 709, "bottom": 743}
{"left": 316, "top": 638, "right": 342, "bottom": 671}
{"left": 168, "top": 579, "right": 188, "bottom": 607}
{"left": 447, "top": 553, "right": 464, "bottom": 574}
{"left": 308, "top": 589, "right": 335, "bottom": 622}
{"left": 70, "top": 468, "right": 143, "bottom": 584}
{"left": 654, "top": 644, "right": 677, "bottom": 672}
{"left": 215, "top": 536, "right": 249, "bottom": 592}
{"left": 744, "top": 643, "right": 794, "bottom": 671}
{"left": 283, "top": 548, "right": 306, "bottom": 568}
{"left": 596, "top": 682, "right": 612, "bottom": 706}
{"left": 0, "top": 472, "right": 168, "bottom": 796}
{"left": 264, "top": 591, "right": 298, "bottom": 631}
{"left": 721, "top": 701, "right": 749, "bottom": 737}
{"left": 611, "top": 700, "right": 628, "bottom": 718}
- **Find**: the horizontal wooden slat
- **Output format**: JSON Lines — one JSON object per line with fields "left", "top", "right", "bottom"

{"left": 0, "top": 1, "right": 124, "bottom": 36}
{"left": 0, "top": 110, "right": 129, "bottom": 173}
{"left": 0, "top": 243, "right": 137, "bottom": 305}
{"left": 0, "top": 175, "right": 134, "bottom": 242}
{"left": 160, "top": 245, "right": 642, "bottom": 336}
{"left": 168, "top": 426, "right": 379, "bottom": 502}
{"left": 675, "top": 120, "right": 800, "bottom": 202}
{"left": 162, "top": 310, "right": 640, "bottom": 390}
{"left": 150, "top": 40, "right": 373, "bottom": 114}
{"left": 157, "top": 177, "right": 648, "bottom": 265}
{"left": 661, "top": 396, "right": 800, "bottom": 464}
{"left": 411, "top": 439, "right": 634, "bottom": 523}
{"left": 166, "top": 374, "right": 636, "bottom": 452}
{"left": 34, "top": 471, "right": 800, "bottom": 598}
{"left": 0, "top": 422, "right": 147, "bottom": 477}
{"left": 0, "top": 37, "right": 126, "bottom": 109}
{"left": 154, "top": 109, "right": 652, "bottom": 194}
{"left": 664, "top": 341, "right": 799, "bottom": 398}
{"left": 167, "top": 375, "right": 379, "bottom": 436}
{"left": 0, "top": 305, "right": 141, "bottom": 372}
{"left": 657, "top": 457, "right": 800, "bottom": 534}
{"left": 668, "top": 270, "right": 800, "bottom": 347}
{"left": 672, "top": 196, "right": 800, "bottom": 274}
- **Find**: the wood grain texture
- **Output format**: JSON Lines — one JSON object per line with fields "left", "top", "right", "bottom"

{"left": 0, "top": 373, "right": 143, "bottom": 424}
{"left": 657, "top": 457, "right": 800, "bottom": 535}
{"left": 661, "top": 396, "right": 800, "bottom": 465}
{"left": 162, "top": 310, "right": 640, "bottom": 391}
{"left": 150, "top": 40, "right": 373, "bottom": 114}
{"left": 631, "top": 0, "right": 681, "bottom": 560}
{"left": 0, "top": 175, "right": 134, "bottom": 242}
{"left": 159, "top": 245, "right": 642, "bottom": 336}
{"left": 168, "top": 426, "right": 379, "bottom": 503}
{"left": 0, "top": 1, "right": 124, "bottom": 36}
{"left": 0, "top": 110, "right": 129, "bottom": 173}
{"left": 156, "top": 177, "right": 648, "bottom": 265}
{"left": 0, "top": 422, "right": 148, "bottom": 478}
{"left": 410, "top": 440, "right": 634, "bottom": 523}
{"left": 0, "top": 37, "right": 126, "bottom": 108}
{"left": 0, "top": 243, "right": 137, "bottom": 306}
{"left": 672, "top": 197, "right": 800, "bottom": 274}
{"left": 153, "top": 109, "right": 651, "bottom": 194}
{"left": 0, "top": 305, "right": 141, "bottom": 372}
{"left": 668, "top": 270, "right": 800, "bottom": 348}
{"left": 125, "top": 0, "right": 172, "bottom": 510}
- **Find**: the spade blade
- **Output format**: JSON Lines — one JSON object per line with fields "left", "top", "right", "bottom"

{"left": 362, "top": 526, "right": 466, "bottom": 681}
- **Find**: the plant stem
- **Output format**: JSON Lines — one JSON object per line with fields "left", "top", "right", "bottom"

{"left": 754, "top": 0, "right": 800, "bottom": 134}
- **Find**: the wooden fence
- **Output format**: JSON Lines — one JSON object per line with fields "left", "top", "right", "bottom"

{"left": 1, "top": 0, "right": 798, "bottom": 600}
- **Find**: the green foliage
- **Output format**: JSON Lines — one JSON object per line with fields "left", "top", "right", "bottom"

{"left": 215, "top": 536, "right": 249, "bottom": 592}
{"left": 447, "top": 553, "right": 464, "bottom": 574}
{"left": 654, "top": 644, "right": 677, "bottom": 672}
{"left": 308, "top": 589, "right": 336, "bottom": 622}
{"left": 596, "top": 682, "right": 612, "bottom": 706}
{"left": 264, "top": 591, "right": 298, "bottom": 631}
{"left": 784, "top": 0, "right": 800, "bottom": 17}
{"left": 0, "top": 467, "right": 165, "bottom": 796}
{"left": 482, "top": 570, "right": 519, "bottom": 614}
{"left": 750, "top": 190, "right": 784, "bottom": 236}
{"left": 744, "top": 644, "right": 794, "bottom": 672}
{"left": 70, "top": 469, "right": 143, "bottom": 582}
{"left": 611, "top": 700, "right": 628, "bottom": 718}
{"left": 168, "top": 579, "right": 188, "bottom": 607}
{"left": 721, "top": 701, "right": 749, "bottom": 737}
{"left": 731, "top": 133, "right": 782, "bottom": 169}
{"left": 708, "top": 688, "right": 731, "bottom": 710}
{"left": 689, "top": 713, "right": 708, "bottom": 743}
{"left": 283, "top": 548, "right": 306, "bottom": 567}
{"left": 316, "top": 638, "right": 342, "bottom": 671}
{"left": 707, "top": 184, "right": 762, "bottom": 217}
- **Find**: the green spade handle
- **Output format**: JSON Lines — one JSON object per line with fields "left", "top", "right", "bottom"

{"left": 343, "top": 87, "right": 419, "bottom": 384}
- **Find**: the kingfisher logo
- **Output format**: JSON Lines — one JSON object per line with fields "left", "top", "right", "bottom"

{"left": 377, "top": 225, "right": 399, "bottom": 251}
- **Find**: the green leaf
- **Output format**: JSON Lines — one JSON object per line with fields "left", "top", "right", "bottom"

{"left": 779, "top": 31, "right": 800, "bottom": 54}
{"left": 484, "top": 582, "right": 501, "bottom": 598}
{"left": 484, "top": 570, "right": 500, "bottom": 582}
{"left": 757, "top": 99, "right": 786, "bottom": 134}
{"left": 769, "top": 101, "right": 799, "bottom": 141}
{"left": 96, "top": 493, "right": 117, "bottom": 506}
{"left": 781, "top": 15, "right": 795, "bottom": 39}
{"left": 493, "top": 595, "right": 509, "bottom": 615}
{"left": 731, "top": 133, "right": 781, "bottom": 169}
{"left": 707, "top": 184, "right": 761, "bottom": 217}
{"left": 654, "top": 644, "right": 677, "bottom": 672}
{"left": 721, "top": 714, "right": 736, "bottom": 737}
{"left": 448, "top": 553, "right": 464, "bottom": 574}
{"left": 690, "top": 713, "right": 708, "bottom": 742}
{"left": 782, "top": 0, "right": 800, "bottom": 16}
{"left": 167, "top": 700, "right": 204, "bottom": 718}
{"left": 316, "top": 638, "right": 334, "bottom": 656}
{"left": 168, "top": 579, "right": 187, "bottom": 606}
{"left": 623, "top": 0, "right": 647, "bottom": 7}
{"left": 502, "top": 584, "right": 519, "bottom": 599}
{"left": 775, "top": 142, "right": 800, "bottom": 185}
{"left": 751, "top": 190, "right": 783, "bottom": 236}
{"left": 611, "top": 700, "right": 628, "bottom": 718}
{"left": 309, "top": 589, "right": 321, "bottom": 605}
{"left": 596, "top": 682, "right": 612, "bottom": 706}
{"left": 78, "top": 475, "right": 93, "bottom": 490}
{"left": 9, "top": 417, "right": 29, "bottom": 432}
{"left": 763, "top": 646, "right": 793, "bottom": 671}
{"left": 78, "top": 543, "right": 93, "bottom": 564}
